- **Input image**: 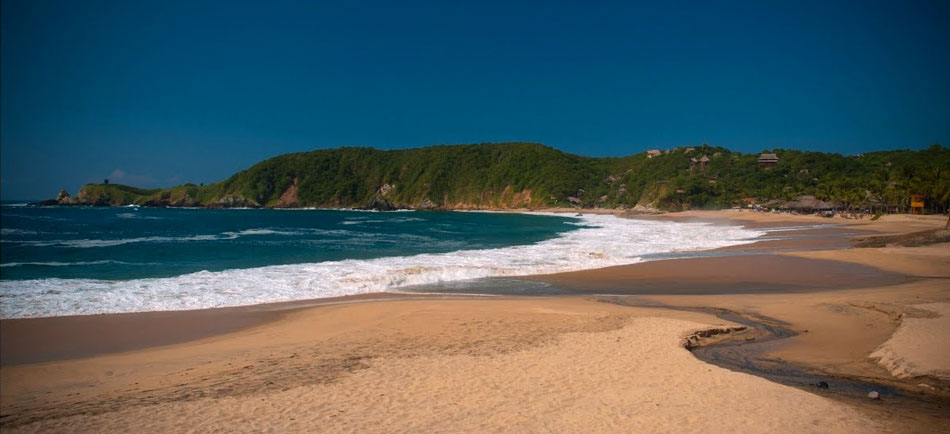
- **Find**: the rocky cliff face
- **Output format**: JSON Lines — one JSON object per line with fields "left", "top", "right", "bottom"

{"left": 275, "top": 178, "right": 300, "bottom": 208}
{"left": 76, "top": 186, "right": 123, "bottom": 206}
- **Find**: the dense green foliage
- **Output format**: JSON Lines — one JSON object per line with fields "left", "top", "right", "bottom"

{"left": 66, "top": 142, "right": 950, "bottom": 213}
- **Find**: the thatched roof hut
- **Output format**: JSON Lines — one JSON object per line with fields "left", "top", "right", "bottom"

{"left": 783, "top": 195, "right": 836, "bottom": 211}
{"left": 758, "top": 153, "right": 779, "bottom": 167}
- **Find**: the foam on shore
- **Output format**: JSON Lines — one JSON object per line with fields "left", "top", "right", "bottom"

{"left": 0, "top": 214, "right": 763, "bottom": 318}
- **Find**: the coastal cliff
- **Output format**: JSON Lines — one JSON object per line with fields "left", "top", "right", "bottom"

{"left": 43, "top": 142, "right": 950, "bottom": 212}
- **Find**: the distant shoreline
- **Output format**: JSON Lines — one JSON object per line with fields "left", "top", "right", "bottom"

{"left": 27, "top": 142, "right": 950, "bottom": 214}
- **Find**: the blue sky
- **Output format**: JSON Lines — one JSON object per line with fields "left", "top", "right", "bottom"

{"left": 2, "top": 0, "right": 948, "bottom": 200}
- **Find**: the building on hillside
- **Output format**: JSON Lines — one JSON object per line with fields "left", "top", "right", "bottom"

{"left": 690, "top": 155, "right": 710, "bottom": 170}
{"left": 757, "top": 153, "right": 779, "bottom": 168}
{"left": 646, "top": 149, "right": 662, "bottom": 158}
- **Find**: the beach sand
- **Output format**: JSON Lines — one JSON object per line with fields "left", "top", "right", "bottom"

{"left": 1, "top": 299, "right": 879, "bottom": 434}
{"left": 1, "top": 210, "right": 948, "bottom": 433}
{"left": 869, "top": 302, "right": 950, "bottom": 381}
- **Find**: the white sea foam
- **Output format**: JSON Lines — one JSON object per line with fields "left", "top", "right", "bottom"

{"left": 341, "top": 216, "right": 426, "bottom": 225}
{"left": 2, "top": 227, "right": 320, "bottom": 248}
{"left": 2, "top": 213, "right": 72, "bottom": 221}
{"left": 0, "top": 214, "right": 764, "bottom": 318}
{"left": 224, "top": 228, "right": 303, "bottom": 237}
{"left": 7, "top": 234, "right": 227, "bottom": 248}
{"left": 1, "top": 228, "right": 41, "bottom": 236}
{"left": 116, "top": 212, "right": 164, "bottom": 220}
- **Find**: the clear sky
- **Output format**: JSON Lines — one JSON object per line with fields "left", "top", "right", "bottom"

{"left": 2, "top": 0, "right": 948, "bottom": 200}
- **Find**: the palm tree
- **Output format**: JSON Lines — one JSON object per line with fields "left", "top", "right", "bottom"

{"left": 816, "top": 182, "right": 835, "bottom": 202}
{"left": 870, "top": 169, "right": 892, "bottom": 213}
{"left": 913, "top": 166, "right": 945, "bottom": 213}
{"left": 936, "top": 171, "right": 950, "bottom": 215}
{"left": 934, "top": 172, "right": 950, "bottom": 226}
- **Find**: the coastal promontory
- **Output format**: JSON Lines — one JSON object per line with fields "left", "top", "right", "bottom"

{"left": 44, "top": 142, "right": 950, "bottom": 213}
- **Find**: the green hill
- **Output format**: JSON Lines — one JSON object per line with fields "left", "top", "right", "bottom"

{"left": 52, "top": 142, "right": 950, "bottom": 213}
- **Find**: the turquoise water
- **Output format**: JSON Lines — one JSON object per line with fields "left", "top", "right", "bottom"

{"left": 0, "top": 206, "right": 578, "bottom": 281}
{"left": 0, "top": 204, "right": 762, "bottom": 318}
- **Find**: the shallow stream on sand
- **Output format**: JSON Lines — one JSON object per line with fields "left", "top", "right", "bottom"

{"left": 597, "top": 295, "right": 950, "bottom": 426}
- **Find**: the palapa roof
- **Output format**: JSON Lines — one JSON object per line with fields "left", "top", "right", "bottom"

{"left": 758, "top": 153, "right": 779, "bottom": 161}
{"left": 699, "top": 155, "right": 710, "bottom": 162}
{"left": 784, "top": 195, "right": 835, "bottom": 210}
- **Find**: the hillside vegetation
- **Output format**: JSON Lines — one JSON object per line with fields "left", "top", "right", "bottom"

{"left": 55, "top": 142, "right": 950, "bottom": 213}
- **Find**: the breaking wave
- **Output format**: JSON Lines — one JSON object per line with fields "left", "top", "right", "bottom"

{"left": 0, "top": 214, "right": 763, "bottom": 318}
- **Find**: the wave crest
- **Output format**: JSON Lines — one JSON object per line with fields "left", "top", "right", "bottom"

{"left": 0, "top": 214, "right": 763, "bottom": 318}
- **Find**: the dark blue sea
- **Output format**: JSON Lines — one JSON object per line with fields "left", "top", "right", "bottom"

{"left": 0, "top": 203, "right": 761, "bottom": 318}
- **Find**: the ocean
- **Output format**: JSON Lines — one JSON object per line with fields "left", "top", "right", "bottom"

{"left": 0, "top": 204, "right": 763, "bottom": 318}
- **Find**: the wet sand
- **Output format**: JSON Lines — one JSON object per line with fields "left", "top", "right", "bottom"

{"left": 0, "top": 293, "right": 467, "bottom": 366}
{"left": 528, "top": 254, "right": 907, "bottom": 294}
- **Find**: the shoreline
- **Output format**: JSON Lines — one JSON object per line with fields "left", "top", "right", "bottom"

{"left": 0, "top": 208, "right": 761, "bottom": 319}
{"left": 2, "top": 211, "right": 943, "bottom": 365}
{"left": 0, "top": 209, "right": 899, "bottom": 364}
{"left": 1, "top": 210, "right": 948, "bottom": 432}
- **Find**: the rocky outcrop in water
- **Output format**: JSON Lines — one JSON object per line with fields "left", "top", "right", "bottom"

{"left": 418, "top": 197, "right": 438, "bottom": 209}
{"left": 38, "top": 189, "right": 80, "bottom": 206}
{"left": 365, "top": 196, "right": 396, "bottom": 211}
{"left": 215, "top": 195, "right": 261, "bottom": 208}
{"left": 56, "top": 189, "right": 73, "bottom": 203}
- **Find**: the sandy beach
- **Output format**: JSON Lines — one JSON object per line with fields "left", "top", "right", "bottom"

{"left": 2, "top": 210, "right": 948, "bottom": 433}
{"left": 4, "top": 0, "right": 947, "bottom": 431}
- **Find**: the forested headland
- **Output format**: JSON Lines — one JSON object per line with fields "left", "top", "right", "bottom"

{"left": 47, "top": 142, "right": 950, "bottom": 214}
